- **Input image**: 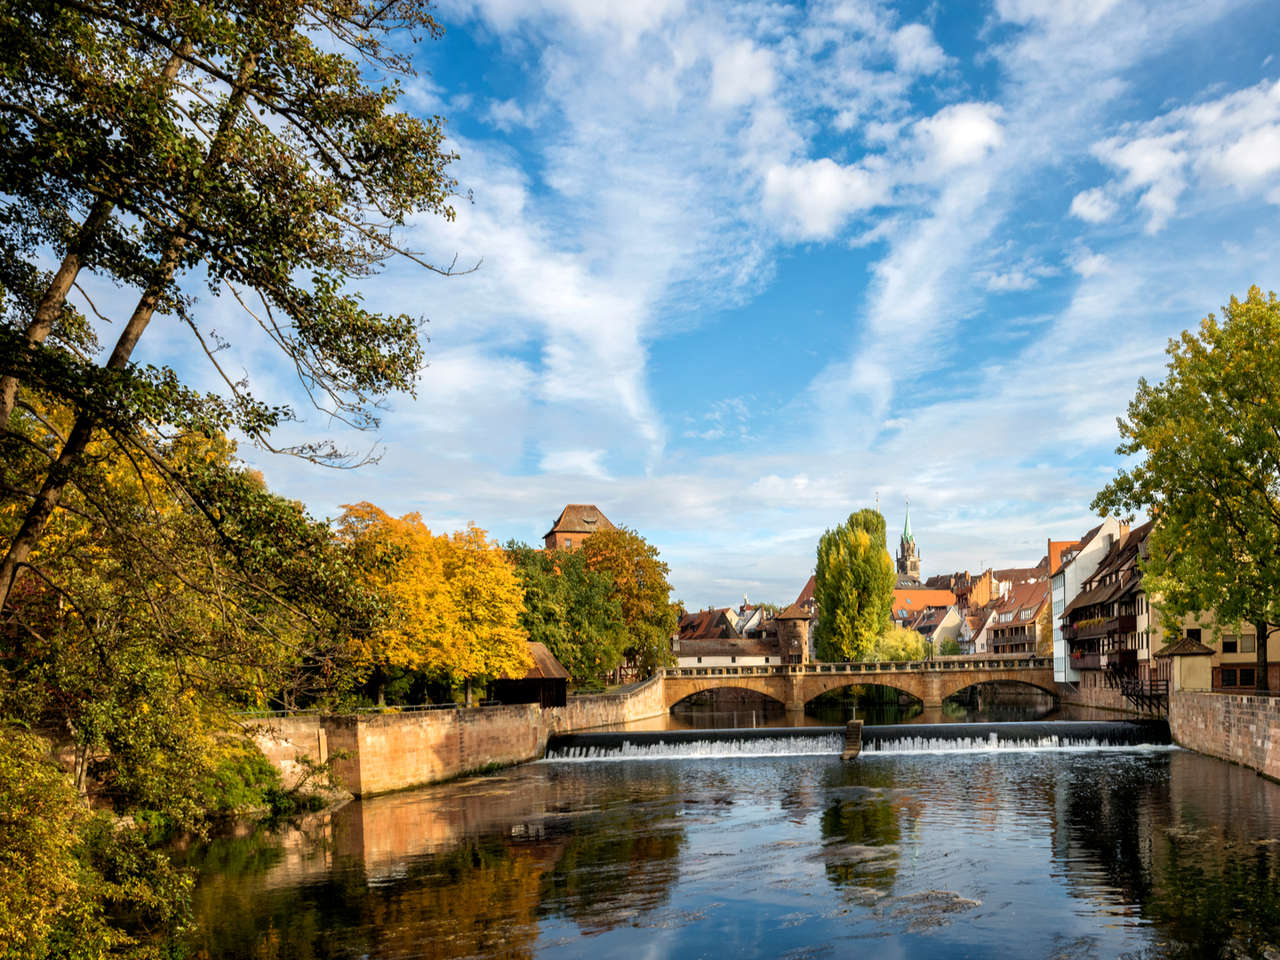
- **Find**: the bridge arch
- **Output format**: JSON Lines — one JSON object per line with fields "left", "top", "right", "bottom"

{"left": 668, "top": 684, "right": 786, "bottom": 708}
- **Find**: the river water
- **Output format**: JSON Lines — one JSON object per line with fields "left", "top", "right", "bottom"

{"left": 183, "top": 713, "right": 1280, "bottom": 960}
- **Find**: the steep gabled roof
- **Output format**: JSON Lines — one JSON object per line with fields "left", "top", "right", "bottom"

{"left": 1154, "top": 637, "right": 1216, "bottom": 658}
{"left": 543, "top": 504, "right": 617, "bottom": 540}
{"left": 498, "top": 642, "right": 570, "bottom": 680}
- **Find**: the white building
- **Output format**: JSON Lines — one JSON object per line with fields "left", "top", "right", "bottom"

{"left": 1049, "top": 517, "right": 1127, "bottom": 683}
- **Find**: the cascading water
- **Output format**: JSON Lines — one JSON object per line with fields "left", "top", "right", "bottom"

{"left": 542, "top": 720, "right": 1174, "bottom": 761}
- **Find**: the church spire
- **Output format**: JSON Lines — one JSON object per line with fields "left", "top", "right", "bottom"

{"left": 903, "top": 497, "right": 914, "bottom": 544}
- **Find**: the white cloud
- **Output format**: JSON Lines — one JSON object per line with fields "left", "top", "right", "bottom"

{"left": 761, "top": 159, "right": 887, "bottom": 240}
{"left": 890, "top": 23, "right": 948, "bottom": 75}
{"left": 1070, "top": 186, "right": 1118, "bottom": 223}
{"left": 1084, "top": 79, "right": 1280, "bottom": 231}
{"left": 709, "top": 40, "right": 776, "bottom": 107}
{"left": 539, "top": 449, "right": 613, "bottom": 479}
{"left": 914, "top": 102, "right": 1005, "bottom": 170}
{"left": 485, "top": 98, "right": 538, "bottom": 131}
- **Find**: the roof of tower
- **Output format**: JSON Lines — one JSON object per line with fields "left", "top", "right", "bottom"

{"left": 902, "top": 500, "right": 914, "bottom": 544}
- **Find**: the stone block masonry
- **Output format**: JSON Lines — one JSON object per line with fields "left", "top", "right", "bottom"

{"left": 251, "top": 675, "right": 669, "bottom": 797}
{"left": 1169, "top": 691, "right": 1280, "bottom": 779}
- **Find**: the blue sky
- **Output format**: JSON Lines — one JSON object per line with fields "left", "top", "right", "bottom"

{"left": 128, "top": 0, "right": 1280, "bottom": 607}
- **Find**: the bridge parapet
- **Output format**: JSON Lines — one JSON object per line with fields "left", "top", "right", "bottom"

{"left": 664, "top": 655, "right": 1052, "bottom": 681}
{"left": 661, "top": 656, "right": 1056, "bottom": 711}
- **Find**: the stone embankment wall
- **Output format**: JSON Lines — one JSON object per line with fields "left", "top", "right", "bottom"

{"left": 1168, "top": 691, "right": 1280, "bottom": 779}
{"left": 249, "top": 675, "right": 668, "bottom": 797}
{"left": 1057, "top": 684, "right": 1140, "bottom": 714}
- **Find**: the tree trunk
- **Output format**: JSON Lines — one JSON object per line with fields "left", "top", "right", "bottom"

{"left": 0, "top": 47, "right": 189, "bottom": 433}
{"left": 374, "top": 665, "right": 386, "bottom": 706}
{"left": 0, "top": 53, "right": 257, "bottom": 612}
{"left": 1256, "top": 619, "right": 1270, "bottom": 693}
{"left": 465, "top": 677, "right": 473, "bottom": 708}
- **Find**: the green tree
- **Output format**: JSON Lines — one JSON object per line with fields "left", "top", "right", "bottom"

{"left": 1094, "top": 287, "right": 1280, "bottom": 691}
{"left": 865, "top": 624, "right": 929, "bottom": 662}
{"left": 938, "top": 636, "right": 962, "bottom": 657}
{"left": 580, "top": 528, "right": 678, "bottom": 677}
{"left": 0, "top": 0, "right": 461, "bottom": 612}
{"left": 506, "top": 543, "right": 627, "bottom": 681}
{"left": 813, "top": 508, "right": 896, "bottom": 662}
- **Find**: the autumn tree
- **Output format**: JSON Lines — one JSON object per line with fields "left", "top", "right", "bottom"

{"left": 338, "top": 505, "right": 530, "bottom": 705}
{"left": 506, "top": 543, "right": 626, "bottom": 681}
{"left": 813, "top": 509, "right": 896, "bottom": 662}
{"left": 1094, "top": 287, "right": 1280, "bottom": 692}
{"left": 580, "top": 528, "right": 677, "bottom": 678}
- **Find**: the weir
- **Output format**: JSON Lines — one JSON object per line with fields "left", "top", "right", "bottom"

{"left": 543, "top": 720, "right": 1173, "bottom": 761}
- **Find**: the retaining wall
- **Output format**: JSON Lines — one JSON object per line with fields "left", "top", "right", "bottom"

{"left": 1169, "top": 690, "right": 1280, "bottom": 779}
{"left": 251, "top": 675, "right": 668, "bottom": 797}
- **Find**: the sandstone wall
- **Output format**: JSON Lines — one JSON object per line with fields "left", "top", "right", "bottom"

{"left": 1057, "top": 685, "right": 1142, "bottom": 714}
{"left": 254, "top": 675, "right": 668, "bottom": 797}
{"left": 1169, "top": 691, "right": 1280, "bottom": 779}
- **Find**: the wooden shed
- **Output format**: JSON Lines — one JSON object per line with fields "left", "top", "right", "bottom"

{"left": 490, "top": 642, "right": 570, "bottom": 708}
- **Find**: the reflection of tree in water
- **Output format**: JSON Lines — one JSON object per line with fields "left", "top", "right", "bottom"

{"left": 1058, "top": 754, "right": 1280, "bottom": 958}
{"left": 817, "top": 765, "right": 904, "bottom": 897}
{"left": 180, "top": 794, "right": 686, "bottom": 958}
{"left": 537, "top": 800, "right": 685, "bottom": 935}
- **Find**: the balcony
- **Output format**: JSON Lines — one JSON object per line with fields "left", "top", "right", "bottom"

{"left": 1103, "top": 648, "right": 1138, "bottom": 666}
{"left": 1066, "top": 614, "right": 1138, "bottom": 641}
{"left": 1070, "top": 652, "right": 1101, "bottom": 670}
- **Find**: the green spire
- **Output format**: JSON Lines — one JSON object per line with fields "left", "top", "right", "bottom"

{"left": 903, "top": 498, "right": 914, "bottom": 543}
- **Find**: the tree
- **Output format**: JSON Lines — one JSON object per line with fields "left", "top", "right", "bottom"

{"left": 506, "top": 543, "right": 626, "bottom": 682}
{"left": 337, "top": 506, "right": 530, "bottom": 705}
{"left": 865, "top": 625, "right": 928, "bottom": 662}
{"left": 813, "top": 508, "right": 896, "bottom": 662}
{"left": 938, "top": 636, "right": 962, "bottom": 657}
{"left": 0, "top": 0, "right": 462, "bottom": 613}
{"left": 1094, "top": 287, "right": 1280, "bottom": 692}
{"left": 580, "top": 528, "right": 677, "bottom": 678}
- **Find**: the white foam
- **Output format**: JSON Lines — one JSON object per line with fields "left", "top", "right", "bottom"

{"left": 542, "top": 731, "right": 1179, "bottom": 762}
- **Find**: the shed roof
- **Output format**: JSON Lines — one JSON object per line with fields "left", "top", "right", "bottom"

{"left": 498, "top": 642, "right": 571, "bottom": 680}
{"left": 1154, "top": 637, "right": 1217, "bottom": 658}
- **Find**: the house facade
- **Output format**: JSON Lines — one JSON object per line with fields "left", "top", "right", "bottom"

{"left": 1050, "top": 516, "right": 1128, "bottom": 683}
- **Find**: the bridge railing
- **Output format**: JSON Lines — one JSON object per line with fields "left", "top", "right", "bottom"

{"left": 664, "top": 656, "right": 1052, "bottom": 679}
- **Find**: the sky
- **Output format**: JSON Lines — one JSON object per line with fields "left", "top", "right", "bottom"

{"left": 127, "top": 0, "right": 1280, "bottom": 608}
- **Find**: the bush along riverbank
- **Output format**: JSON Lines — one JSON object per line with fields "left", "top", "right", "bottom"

{"left": 0, "top": 726, "right": 348, "bottom": 959}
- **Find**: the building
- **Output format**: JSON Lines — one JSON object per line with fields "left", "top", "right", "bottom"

{"left": 676, "top": 608, "right": 739, "bottom": 642}
{"left": 672, "top": 603, "right": 811, "bottom": 667}
{"left": 891, "top": 587, "right": 957, "bottom": 628}
{"left": 1058, "top": 520, "right": 1155, "bottom": 692}
{"left": 1049, "top": 516, "right": 1128, "bottom": 683}
{"left": 896, "top": 500, "right": 921, "bottom": 583}
{"left": 543, "top": 504, "right": 616, "bottom": 551}
{"left": 987, "top": 581, "right": 1049, "bottom": 655}
{"left": 909, "top": 604, "right": 963, "bottom": 650}
{"left": 490, "top": 642, "right": 570, "bottom": 708}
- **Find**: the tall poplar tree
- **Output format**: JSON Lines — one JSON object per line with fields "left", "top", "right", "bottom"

{"left": 813, "top": 508, "right": 895, "bottom": 662}
{"left": 1094, "top": 287, "right": 1280, "bottom": 691}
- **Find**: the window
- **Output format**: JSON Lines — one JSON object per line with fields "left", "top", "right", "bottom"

{"left": 731, "top": 656, "right": 737, "bottom": 663}
{"left": 999, "top": 613, "right": 1013, "bottom": 623}
{"left": 1223, "top": 635, "right": 1238, "bottom": 654}
{"left": 764, "top": 657, "right": 769, "bottom": 663}
{"left": 1243, "top": 633, "right": 1257, "bottom": 654}
{"left": 1242, "top": 668, "right": 1257, "bottom": 687}
{"left": 565, "top": 538, "right": 572, "bottom": 549}
{"left": 1222, "top": 669, "right": 1237, "bottom": 687}
{"left": 1187, "top": 628, "right": 1202, "bottom": 642}
{"left": 1020, "top": 609, "right": 1033, "bottom": 620}
{"left": 697, "top": 657, "right": 702, "bottom": 664}
{"left": 1054, "top": 598, "right": 1064, "bottom": 615}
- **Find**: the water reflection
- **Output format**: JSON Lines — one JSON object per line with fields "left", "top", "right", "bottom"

{"left": 184, "top": 748, "right": 1280, "bottom": 959}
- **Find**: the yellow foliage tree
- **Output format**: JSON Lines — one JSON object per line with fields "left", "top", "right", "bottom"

{"left": 864, "top": 625, "right": 929, "bottom": 662}
{"left": 337, "top": 505, "right": 530, "bottom": 704}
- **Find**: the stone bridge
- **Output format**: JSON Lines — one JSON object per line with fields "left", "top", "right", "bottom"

{"left": 662, "top": 656, "right": 1056, "bottom": 711}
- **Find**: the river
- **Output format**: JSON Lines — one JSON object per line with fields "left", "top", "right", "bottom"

{"left": 181, "top": 709, "right": 1280, "bottom": 959}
